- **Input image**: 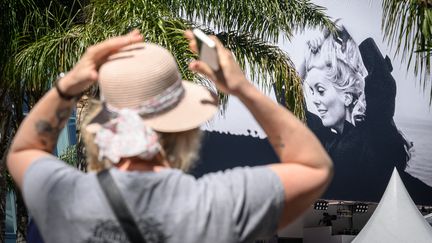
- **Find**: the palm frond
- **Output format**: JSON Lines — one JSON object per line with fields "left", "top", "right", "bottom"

{"left": 382, "top": 0, "right": 432, "bottom": 103}
{"left": 86, "top": 0, "right": 197, "bottom": 77}
{"left": 1, "top": 0, "right": 84, "bottom": 96}
{"left": 5, "top": 0, "right": 314, "bottom": 118}
{"left": 163, "top": 0, "right": 335, "bottom": 43}
{"left": 216, "top": 31, "right": 304, "bottom": 119}
{"left": 6, "top": 0, "right": 308, "bottom": 119}
{"left": 4, "top": 26, "right": 87, "bottom": 105}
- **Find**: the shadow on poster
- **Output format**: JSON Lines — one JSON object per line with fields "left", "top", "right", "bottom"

{"left": 276, "top": 23, "right": 432, "bottom": 204}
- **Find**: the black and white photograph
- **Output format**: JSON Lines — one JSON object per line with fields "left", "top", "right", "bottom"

{"left": 202, "top": 0, "right": 432, "bottom": 204}
{"left": 285, "top": 0, "right": 432, "bottom": 204}
{"left": 296, "top": 23, "right": 427, "bottom": 202}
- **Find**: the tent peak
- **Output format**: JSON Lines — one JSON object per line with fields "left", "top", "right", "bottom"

{"left": 352, "top": 167, "right": 432, "bottom": 242}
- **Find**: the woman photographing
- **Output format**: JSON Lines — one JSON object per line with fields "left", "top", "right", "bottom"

{"left": 7, "top": 30, "right": 332, "bottom": 242}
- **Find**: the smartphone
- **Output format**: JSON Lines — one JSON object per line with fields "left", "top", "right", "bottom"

{"left": 192, "top": 29, "right": 220, "bottom": 71}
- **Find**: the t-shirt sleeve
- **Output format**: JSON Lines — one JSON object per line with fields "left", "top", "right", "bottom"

{"left": 199, "top": 166, "right": 285, "bottom": 243}
{"left": 22, "top": 156, "right": 83, "bottom": 229}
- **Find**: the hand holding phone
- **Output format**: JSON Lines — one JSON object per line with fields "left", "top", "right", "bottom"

{"left": 192, "top": 29, "right": 220, "bottom": 71}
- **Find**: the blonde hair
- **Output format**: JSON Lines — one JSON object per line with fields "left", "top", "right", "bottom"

{"left": 302, "top": 25, "right": 367, "bottom": 125}
{"left": 81, "top": 100, "right": 203, "bottom": 172}
{"left": 315, "top": 60, "right": 366, "bottom": 124}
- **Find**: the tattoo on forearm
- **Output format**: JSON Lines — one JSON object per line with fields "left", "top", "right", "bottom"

{"left": 270, "top": 135, "right": 285, "bottom": 149}
{"left": 35, "top": 107, "right": 72, "bottom": 149}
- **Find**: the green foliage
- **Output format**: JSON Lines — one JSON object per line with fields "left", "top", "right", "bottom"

{"left": 2, "top": 0, "right": 337, "bottom": 121}
{"left": 216, "top": 31, "right": 304, "bottom": 117}
{"left": 59, "top": 145, "right": 79, "bottom": 167}
{"left": 382, "top": 0, "right": 432, "bottom": 103}
{"left": 163, "top": 0, "right": 335, "bottom": 42}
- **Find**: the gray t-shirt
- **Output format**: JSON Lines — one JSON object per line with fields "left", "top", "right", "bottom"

{"left": 23, "top": 156, "right": 285, "bottom": 243}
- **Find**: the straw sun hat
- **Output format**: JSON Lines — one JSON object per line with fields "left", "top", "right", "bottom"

{"left": 87, "top": 42, "right": 218, "bottom": 133}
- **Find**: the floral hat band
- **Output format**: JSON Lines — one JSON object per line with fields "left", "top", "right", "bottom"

{"left": 104, "top": 79, "right": 185, "bottom": 117}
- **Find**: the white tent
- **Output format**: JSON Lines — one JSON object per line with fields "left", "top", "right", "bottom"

{"left": 353, "top": 168, "right": 432, "bottom": 243}
{"left": 425, "top": 213, "right": 432, "bottom": 226}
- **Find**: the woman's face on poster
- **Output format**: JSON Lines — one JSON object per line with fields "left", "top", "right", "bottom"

{"left": 305, "top": 68, "right": 347, "bottom": 130}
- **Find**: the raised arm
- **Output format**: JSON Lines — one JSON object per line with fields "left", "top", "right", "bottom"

{"left": 185, "top": 30, "right": 333, "bottom": 229}
{"left": 7, "top": 31, "right": 143, "bottom": 189}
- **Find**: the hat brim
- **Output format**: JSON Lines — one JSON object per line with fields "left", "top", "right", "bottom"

{"left": 86, "top": 81, "right": 218, "bottom": 133}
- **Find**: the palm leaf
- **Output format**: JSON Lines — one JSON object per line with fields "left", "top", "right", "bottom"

{"left": 382, "top": 0, "right": 432, "bottom": 103}
{"left": 163, "top": 0, "right": 335, "bottom": 42}
{"left": 4, "top": 0, "right": 336, "bottom": 119}
{"left": 85, "top": 0, "right": 313, "bottom": 117}
{"left": 215, "top": 31, "right": 304, "bottom": 119}
{"left": 4, "top": 0, "right": 307, "bottom": 119}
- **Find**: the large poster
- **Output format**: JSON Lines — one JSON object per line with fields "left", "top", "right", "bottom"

{"left": 198, "top": 0, "right": 432, "bottom": 204}
{"left": 283, "top": 0, "right": 432, "bottom": 204}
